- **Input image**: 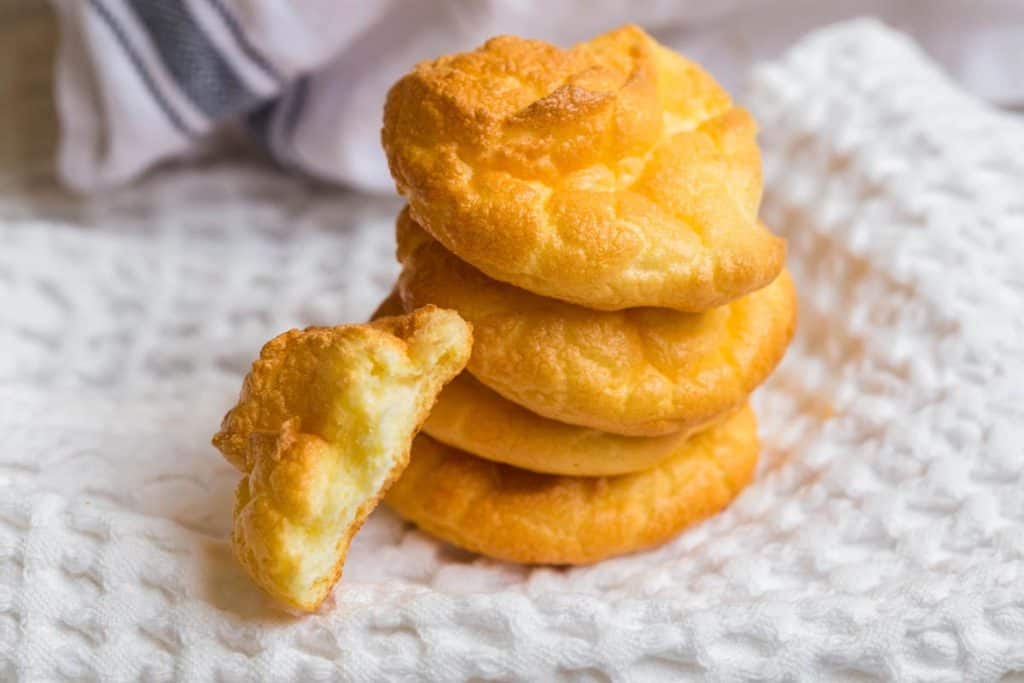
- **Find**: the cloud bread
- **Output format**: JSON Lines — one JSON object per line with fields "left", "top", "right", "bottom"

{"left": 427, "top": 373, "right": 733, "bottom": 477}
{"left": 386, "top": 405, "right": 759, "bottom": 565}
{"left": 212, "top": 306, "right": 472, "bottom": 610}
{"left": 382, "top": 24, "right": 784, "bottom": 311}
{"left": 374, "top": 289, "right": 722, "bottom": 476}
{"left": 397, "top": 212, "right": 796, "bottom": 436}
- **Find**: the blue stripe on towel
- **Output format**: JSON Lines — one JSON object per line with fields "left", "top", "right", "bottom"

{"left": 245, "top": 76, "right": 309, "bottom": 168}
{"left": 88, "top": 0, "right": 193, "bottom": 135}
{"left": 204, "top": 0, "right": 283, "bottom": 83}
{"left": 127, "top": 0, "right": 263, "bottom": 119}
{"left": 246, "top": 99, "right": 277, "bottom": 154}
{"left": 282, "top": 76, "right": 309, "bottom": 142}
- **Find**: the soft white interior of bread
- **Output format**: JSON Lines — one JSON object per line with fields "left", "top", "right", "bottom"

{"left": 282, "top": 347, "right": 423, "bottom": 606}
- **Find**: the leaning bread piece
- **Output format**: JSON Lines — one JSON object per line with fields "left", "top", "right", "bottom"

{"left": 212, "top": 306, "right": 472, "bottom": 610}
{"left": 383, "top": 24, "right": 784, "bottom": 311}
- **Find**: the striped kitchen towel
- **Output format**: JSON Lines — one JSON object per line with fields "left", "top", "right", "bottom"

{"left": 52, "top": 0, "right": 675, "bottom": 194}
{"left": 49, "top": 0, "right": 1024, "bottom": 194}
{"left": 52, "top": 0, "right": 408, "bottom": 192}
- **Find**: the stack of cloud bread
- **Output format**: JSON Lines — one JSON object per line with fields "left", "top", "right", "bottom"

{"left": 377, "top": 25, "right": 797, "bottom": 566}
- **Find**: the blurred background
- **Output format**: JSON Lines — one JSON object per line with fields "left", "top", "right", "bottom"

{"left": 2, "top": 0, "right": 1022, "bottom": 199}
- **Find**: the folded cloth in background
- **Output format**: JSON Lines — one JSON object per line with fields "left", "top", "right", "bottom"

{"left": 51, "top": 0, "right": 1024, "bottom": 193}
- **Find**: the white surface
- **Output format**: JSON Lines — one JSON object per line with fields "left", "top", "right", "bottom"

{"left": 52, "top": 0, "right": 1024, "bottom": 193}
{"left": 4, "top": 20, "right": 1024, "bottom": 681}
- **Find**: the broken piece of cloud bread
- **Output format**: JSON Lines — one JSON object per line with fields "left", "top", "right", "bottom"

{"left": 212, "top": 306, "right": 472, "bottom": 610}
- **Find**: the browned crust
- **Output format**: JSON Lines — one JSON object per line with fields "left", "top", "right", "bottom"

{"left": 396, "top": 216, "right": 797, "bottom": 436}
{"left": 382, "top": 25, "right": 783, "bottom": 311}
{"left": 425, "top": 373, "right": 743, "bottom": 476}
{"left": 385, "top": 405, "right": 760, "bottom": 565}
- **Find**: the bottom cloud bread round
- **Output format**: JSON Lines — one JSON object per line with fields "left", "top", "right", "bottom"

{"left": 386, "top": 405, "right": 759, "bottom": 565}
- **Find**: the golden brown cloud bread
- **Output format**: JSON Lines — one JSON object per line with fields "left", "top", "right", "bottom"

{"left": 382, "top": 24, "right": 783, "bottom": 311}
{"left": 427, "top": 373, "right": 732, "bottom": 476}
{"left": 373, "top": 292, "right": 709, "bottom": 476}
{"left": 386, "top": 405, "right": 759, "bottom": 565}
{"left": 397, "top": 215, "right": 796, "bottom": 436}
{"left": 212, "top": 306, "right": 472, "bottom": 610}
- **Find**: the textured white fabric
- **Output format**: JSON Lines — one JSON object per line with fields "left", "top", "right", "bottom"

{"left": 4, "top": 20, "right": 1024, "bottom": 681}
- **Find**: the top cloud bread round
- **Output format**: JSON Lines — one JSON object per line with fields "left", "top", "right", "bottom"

{"left": 382, "top": 24, "right": 784, "bottom": 312}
